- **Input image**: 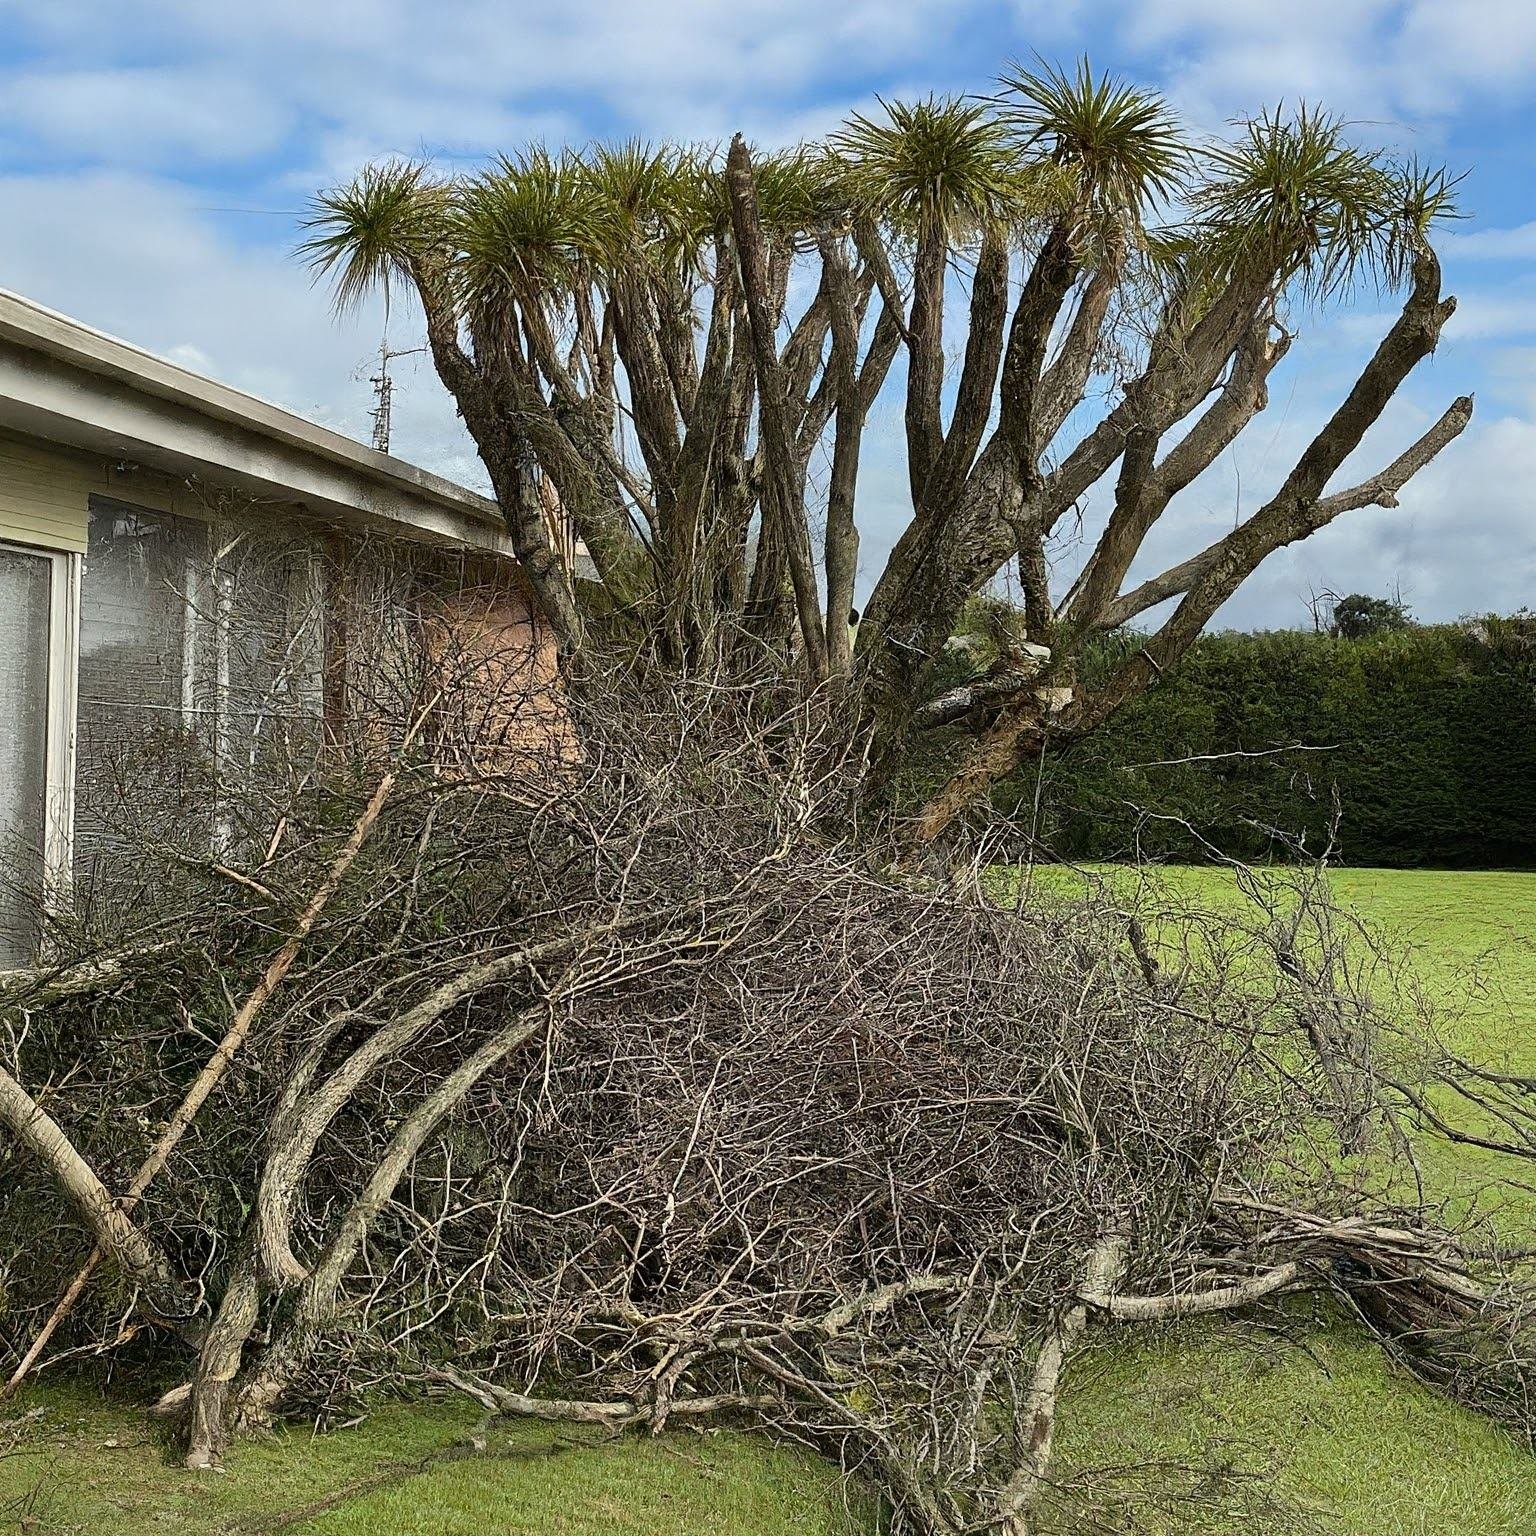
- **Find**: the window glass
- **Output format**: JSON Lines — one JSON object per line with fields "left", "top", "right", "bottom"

{"left": 75, "top": 503, "right": 212, "bottom": 902}
{"left": 0, "top": 546, "right": 51, "bottom": 966}
{"left": 215, "top": 528, "right": 326, "bottom": 790}
{"left": 75, "top": 499, "right": 325, "bottom": 914}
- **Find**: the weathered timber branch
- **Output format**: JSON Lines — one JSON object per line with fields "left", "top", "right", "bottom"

{"left": 726, "top": 135, "right": 828, "bottom": 680}
{"left": 994, "top": 1234, "right": 1128, "bottom": 1535}
{"left": 6, "top": 754, "right": 414, "bottom": 1397}
{"left": 1102, "top": 391, "right": 1474, "bottom": 630}
{"left": 0, "top": 1067, "right": 193, "bottom": 1324}
{"left": 1083, "top": 1261, "right": 1305, "bottom": 1322}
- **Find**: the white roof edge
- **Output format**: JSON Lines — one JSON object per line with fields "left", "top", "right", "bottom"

{"left": 0, "top": 285, "right": 501, "bottom": 526}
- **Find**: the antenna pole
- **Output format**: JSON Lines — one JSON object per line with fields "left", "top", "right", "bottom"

{"left": 367, "top": 333, "right": 425, "bottom": 456}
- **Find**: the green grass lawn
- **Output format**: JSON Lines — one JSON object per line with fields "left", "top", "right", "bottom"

{"left": 0, "top": 1386, "right": 862, "bottom": 1535}
{"left": 1052, "top": 865, "right": 1536, "bottom": 1535}
{"left": 4, "top": 867, "right": 1535, "bottom": 1534}
{"left": 1095, "top": 866, "right": 1536, "bottom": 1044}
{"left": 1075, "top": 865, "right": 1536, "bottom": 1226}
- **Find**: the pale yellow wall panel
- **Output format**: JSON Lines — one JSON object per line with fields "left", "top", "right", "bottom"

{"left": 0, "top": 433, "right": 91, "bottom": 552}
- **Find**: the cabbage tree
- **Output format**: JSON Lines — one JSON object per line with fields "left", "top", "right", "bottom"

{"left": 304, "top": 62, "right": 1469, "bottom": 837}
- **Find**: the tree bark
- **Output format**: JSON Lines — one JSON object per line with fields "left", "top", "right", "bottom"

{"left": 726, "top": 136, "right": 829, "bottom": 681}
{"left": 995, "top": 1234, "right": 1128, "bottom": 1534}
{"left": 0, "top": 1067, "right": 192, "bottom": 1324}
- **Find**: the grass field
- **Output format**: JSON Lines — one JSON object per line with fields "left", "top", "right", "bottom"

{"left": 4, "top": 868, "right": 1534, "bottom": 1534}
{"left": 0, "top": 1389, "right": 863, "bottom": 1536}
{"left": 1048, "top": 866, "right": 1536, "bottom": 1535}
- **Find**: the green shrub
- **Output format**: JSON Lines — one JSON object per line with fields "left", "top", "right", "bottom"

{"left": 993, "top": 616, "right": 1536, "bottom": 867}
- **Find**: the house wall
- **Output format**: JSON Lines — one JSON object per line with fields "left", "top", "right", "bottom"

{"left": 0, "top": 431, "right": 92, "bottom": 551}
{"left": 0, "top": 427, "right": 204, "bottom": 554}
{"left": 0, "top": 422, "right": 561, "bottom": 963}
{"left": 0, "top": 290, "right": 512, "bottom": 558}
{"left": 420, "top": 576, "right": 578, "bottom": 775}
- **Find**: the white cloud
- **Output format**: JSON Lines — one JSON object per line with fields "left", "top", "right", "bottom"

{"left": 1396, "top": 0, "right": 1536, "bottom": 108}
{"left": 1442, "top": 221, "right": 1536, "bottom": 261}
{"left": 0, "top": 0, "right": 1528, "bottom": 629}
{"left": 0, "top": 68, "right": 290, "bottom": 165}
{"left": 3, "top": 0, "right": 1531, "bottom": 161}
{"left": 1254, "top": 411, "right": 1536, "bottom": 623}
{"left": 1047, "top": 0, "right": 1536, "bottom": 139}
{"left": 0, "top": 170, "right": 484, "bottom": 488}
{"left": 1428, "top": 290, "right": 1536, "bottom": 343}
{"left": 0, "top": 0, "right": 977, "bottom": 154}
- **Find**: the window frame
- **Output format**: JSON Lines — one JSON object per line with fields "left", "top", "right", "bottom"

{"left": 0, "top": 536, "right": 81, "bottom": 925}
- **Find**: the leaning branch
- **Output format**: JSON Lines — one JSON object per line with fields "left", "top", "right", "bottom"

{"left": 1103, "top": 393, "right": 1474, "bottom": 630}
{"left": 0, "top": 1066, "right": 191, "bottom": 1322}
{"left": 1082, "top": 1261, "right": 1305, "bottom": 1322}
{"left": 994, "top": 1233, "right": 1128, "bottom": 1534}
{"left": 726, "top": 134, "right": 829, "bottom": 680}
{"left": 431, "top": 1363, "right": 778, "bottom": 1427}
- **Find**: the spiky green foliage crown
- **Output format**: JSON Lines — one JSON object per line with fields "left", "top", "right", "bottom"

{"left": 301, "top": 60, "right": 1459, "bottom": 310}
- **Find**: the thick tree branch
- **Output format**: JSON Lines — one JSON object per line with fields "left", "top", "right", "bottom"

{"left": 407, "top": 262, "right": 588, "bottom": 655}
{"left": 905, "top": 220, "right": 949, "bottom": 503}
{"left": 1035, "top": 248, "right": 1123, "bottom": 448}
{"left": 1103, "top": 391, "right": 1472, "bottom": 631}
{"left": 0, "top": 1066, "right": 192, "bottom": 1322}
{"left": 914, "top": 255, "right": 1464, "bottom": 838}
{"left": 923, "top": 229, "right": 1011, "bottom": 513}
{"left": 995, "top": 1234, "right": 1128, "bottom": 1534}
{"left": 1067, "top": 316, "right": 1292, "bottom": 627}
{"left": 1083, "top": 1261, "right": 1305, "bottom": 1321}
{"left": 726, "top": 135, "right": 829, "bottom": 680}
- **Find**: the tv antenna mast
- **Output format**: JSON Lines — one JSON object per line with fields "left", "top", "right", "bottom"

{"left": 368, "top": 333, "right": 425, "bottom": 455}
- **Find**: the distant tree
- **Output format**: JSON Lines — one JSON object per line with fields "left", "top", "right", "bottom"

{"left": 1329, "top": 591, "right": 1414, "bottom": 639}
{"left": 305, "top": 61, "right": 1470, "bottom": 840}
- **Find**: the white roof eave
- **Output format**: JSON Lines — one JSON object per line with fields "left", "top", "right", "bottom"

{"left": 0, "top": 286, "right": 512, "bottom": 553}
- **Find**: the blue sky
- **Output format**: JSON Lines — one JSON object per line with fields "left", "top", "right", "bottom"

{"left": 0, "top": 0, "right": 1532, "bottom": 627}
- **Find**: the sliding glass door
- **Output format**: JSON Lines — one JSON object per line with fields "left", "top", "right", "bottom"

{"left": 0, "top": 542, "right": 74, "bottom": 966}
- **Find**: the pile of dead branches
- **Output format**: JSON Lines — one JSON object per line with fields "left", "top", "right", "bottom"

{"left": 2, "top": 672, "right": 1534, "bottom": 1532}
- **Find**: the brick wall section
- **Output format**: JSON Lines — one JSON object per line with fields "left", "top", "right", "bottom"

{"left": 419, "top": 572, "right": 579, "bottom": 778}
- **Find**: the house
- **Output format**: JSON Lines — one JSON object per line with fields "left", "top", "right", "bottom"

{"left": 0, "top": 288, "right": 556, "bottom": 966}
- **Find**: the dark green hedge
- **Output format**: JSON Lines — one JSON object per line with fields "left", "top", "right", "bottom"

{"left": 995, "top": 617, "right": 1536, "bottom": 867}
